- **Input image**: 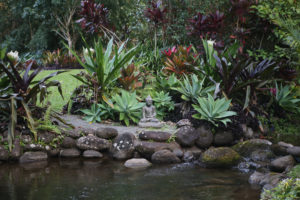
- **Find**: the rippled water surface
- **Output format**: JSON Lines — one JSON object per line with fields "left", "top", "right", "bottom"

{"left": 0, "top": 158, "right": 260, "bottom": 200}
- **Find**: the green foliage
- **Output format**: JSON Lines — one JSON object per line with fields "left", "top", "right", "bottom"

{"left": 288, "top": 165, "right": 300, "bottom": 179}
{"left": 274, "top": 82, "right": 300, "bottom": 113}
{"left": 112, "top": 90, "right": 144, "bottom": 126}
{"left": 98, "top": 101, "right": 115, "bottom": 120}
{"left": 192, "top": 94, "right": 236, "bottom": 127}
{"left": 80, "top": 103, "right": 103, "bottom": 123}
{"left": 155, "top": 73, "right": 179, "bottom": 93}
{"left": 68, "top": 37, "right": 138, "bottom": 103}
{"left": 153, "top": 91, "right": 175, "bottom": 120}
{"left": 173, "top": 74, "right": 214, "bottom": 103}
{"left": 261, "top": 178, "right": 300, "bottom": 200}
{"left": 36, "top": 106, "right": 61, "bottom": 134}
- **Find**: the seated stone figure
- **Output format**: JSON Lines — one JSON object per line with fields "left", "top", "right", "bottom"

{"left": 138, "top": 95, "right": 162, "bottom": 128}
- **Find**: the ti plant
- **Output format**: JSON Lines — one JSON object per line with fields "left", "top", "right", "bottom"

{"left": 118, "top": 64, "right": 142, "bottom": 91}
{"left": 67, "top": 37, "right": 138, "bottom": 104}
{"left": 192, "top": 94, "right": 237, "bottom": 127}
{"left": 163, "top": 45, "right": 198, "bottom": 76}
{"left": 0, "top": 48, "right": 64, "bottom": 150}
{"left": 153, "top": 91, "right": 175, "bottom": 120}
{"left": 271, "top": 82, "right": 300, "bottom": 113}
{"left": 112, "top": 90, "right": 145, "bottom": 126}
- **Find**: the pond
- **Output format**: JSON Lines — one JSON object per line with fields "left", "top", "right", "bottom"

{"left": 0, "top": 158, "right": 260, "bottom": 200}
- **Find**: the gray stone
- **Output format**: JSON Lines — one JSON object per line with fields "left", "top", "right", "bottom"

{"left": 270, "top": 155, "right": 295, "bottom": 172}
{"left": 95, "top": 127, "right": 118, "bottom": 139}
{"left": 183, "top": 146, "right": 202, "bottom": 159}
{"left": 38, "top": 132, "right": 56, "bottom": 144}
{"left": 213, "top": 131, "right": 234, "bottom": 147}
{"left": 61, "top": 137, "right": 76, "bottom": 148}
{"left": 138, "top": 122, "right": 163, "bottom": 128}
{"left": 232, "top": 139, "right": 272, "bottom": 157}
{"left": 271, "top": 144, "right": 289, "bottom": 156}
{"left": 124, "top": 158, "right": 152, "bottom": 169}
{"left": 138, "top": 131, "right": 172, "bottom": 142}
{"left": 48, "top": 149, "right": 60, "bottom": 157}
{"left": 278, "top": 141, "right": 293, "bottom": 148}
{"left": 173, "top": 148, "right": 183, "bottom": 158}
{"left": 202, "top": 147, "right": 241, "bottom": 168}
{"left": 10, "top": 139, "right": 21, "bottom": 160}
{"left": 134, "top": 141, "right": 180, "bottom": 158}
{"left": 176, "top": 119, "right": 192, "bottom": 127}
{"left": 195, "top": 126, "right": 213, "bottom": 149}
{"left": 249, "top": 171, "right": 265, "bottom": 185}
{"left": 20, "top": 135, "right": 32, "bottom": 144}
{"left": 110, "top": 132, "right": 135, "bottom": 160}
{"left": 287, "top": 146, "right": 300, "bottom": 157}
{"left": 24, "top": 143, "right": 44, "bottom": 151}
{"left": 63, "top": 129, "right": 81, "bottom": 139}
{"left": 175, "top": 126, "right": 196, "bottom": 147}
{"left": 241, "top": 124, "right": 254, "bottom": 139}
{"left": 183, "top": 151, "right": 194, "bottom": 162}
{"left": 250, "top": 150, "right": 275, "bottom": 162}
{"left": 151, "top": 150, "right": 181, "bottom": 164}
{"left": 19, "top": 151, "right": 48, "bottom": 163}
{"left": 259, "top": 173, "right": 285, "bottom": 188}
{"left": 60, "top": 148, "right": 81, "bottom": 158}
{"left": 0, "top": 145, "right": 9, "bottom": 161}
{"left": 76, "top": 135, "right": 111, "bottom": 151}
{"left": 83, "top": 150, "right": 103, "bottom": 158}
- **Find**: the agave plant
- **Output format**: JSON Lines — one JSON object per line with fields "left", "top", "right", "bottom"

{"left": 112, "top": 90, "right": 144, "bottom": 126}
{"left": 192, "top": 94, "right": 237, "bottom": 127}
{"left": 272, "top": 82, "right": 300, "bottom": 113}
{"left": 153, "top": 91, "right": 175, "bottom": 120}
{"left": 173, "top": 74, "right": 214, "bottom": 103}
{"left": 67, "top": 37, "right": 138, "bottom": 104}
{"left": 80, "top": 103, "right": 103, "bottom": 123}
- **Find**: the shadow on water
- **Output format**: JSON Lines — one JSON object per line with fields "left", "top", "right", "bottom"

{"left": 0, "top": 158, "right": 261, "bottom": 200}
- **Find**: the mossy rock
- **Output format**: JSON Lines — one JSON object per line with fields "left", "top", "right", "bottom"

{"left": 232, "top": 139, "right": 272, "bottom": 157}
{"left": 202, "top": 147, "right": 241, "bottom": 168}
{"left": 288, "top": 165, "right": 300, "bottom": 178}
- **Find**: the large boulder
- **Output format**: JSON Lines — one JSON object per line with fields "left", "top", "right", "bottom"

{"left": 134, "top": 141, "right": 180, "bottom": 158}
{"left": 19, "top": 151, "right": 48, "bottom": 163}
{"left": 232, "top": 139, "right": 272, "bottom": 157}
{"left": 0, "top": 145, "right": 9, "bottom": 161}
{"left": 138, "top": 131, "right": 172, "bottom": 142}
{"left": 194, "top": 126, "right": 213, "bottom": 149}
{"left": 61, "top": 137, "right": 76, "bottom": 148}
{"left": 182, "top": 146, "right": 202, "bottom": 162}
{"left": 259, "top": 172, "right": 285, "bottom": 189}
{"left": 175, "top": 126, "right": 197, "bottom": 147}
{"left": 249, "top": 171, "right": 266, "bottom": 185}
{"left": 250, "top": 150, "right": 275, "bottom": 162}
{"left": 76, "top": 135, "right": 111, "bottom": 151}
{"left": 110, "top": 132, "right": 135, "bottom": 160}
{"left": 270, "top": 155, "right": 295, "bottom": 172}
{"left": 124, "top": 158, "right": 152, "bottom": 169}
{"left": 213, "top": 131, "right": 234, "bottom": 147}
{"left": 287, "top": 146, "right": 300, "bottom": 157}
{"left": 95, "top": 127, "right": 118, "bottom": 139}
{"left": 202, "top": 147, "right": 241, "bottom": 168}
{"left": 63, "top": 129, "right": 81, "bottom": 139}
{"left": 83, "top": 150, "right": 103, "bottom": 158}
{"left": 271, "top": 144, "right": 289, "bottom": 156}
{"left": 151, "top": 150, "right": 181, "bottom": 164}
{"left": 60, "top": 148, "right": 81, "bottom": 158}
{"left": 176, "top": 119, "right": 192, "bottom": 127}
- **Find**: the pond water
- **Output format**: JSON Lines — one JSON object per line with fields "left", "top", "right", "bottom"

{"left": 0, "top": 158, "right": 260, "bottom": 200}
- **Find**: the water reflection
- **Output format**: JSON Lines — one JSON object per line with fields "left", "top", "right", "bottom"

{"left": 0, "top": 159, "right": 260, "bottom": 200}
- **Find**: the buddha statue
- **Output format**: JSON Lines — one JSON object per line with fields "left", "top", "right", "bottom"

{"left": 138, "top": 95, "right": 162, "bottom": 128}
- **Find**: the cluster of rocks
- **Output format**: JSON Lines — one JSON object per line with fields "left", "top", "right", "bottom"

{"left": 0, "top": 119, "right": 299, "bottom": 192}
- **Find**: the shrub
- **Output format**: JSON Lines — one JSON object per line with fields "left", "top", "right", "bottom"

{"left": 260, "top": 178, "right": 300, "bottom": 200}
{"left": 153, "top": 91, "right": 175, "bottom": 120}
